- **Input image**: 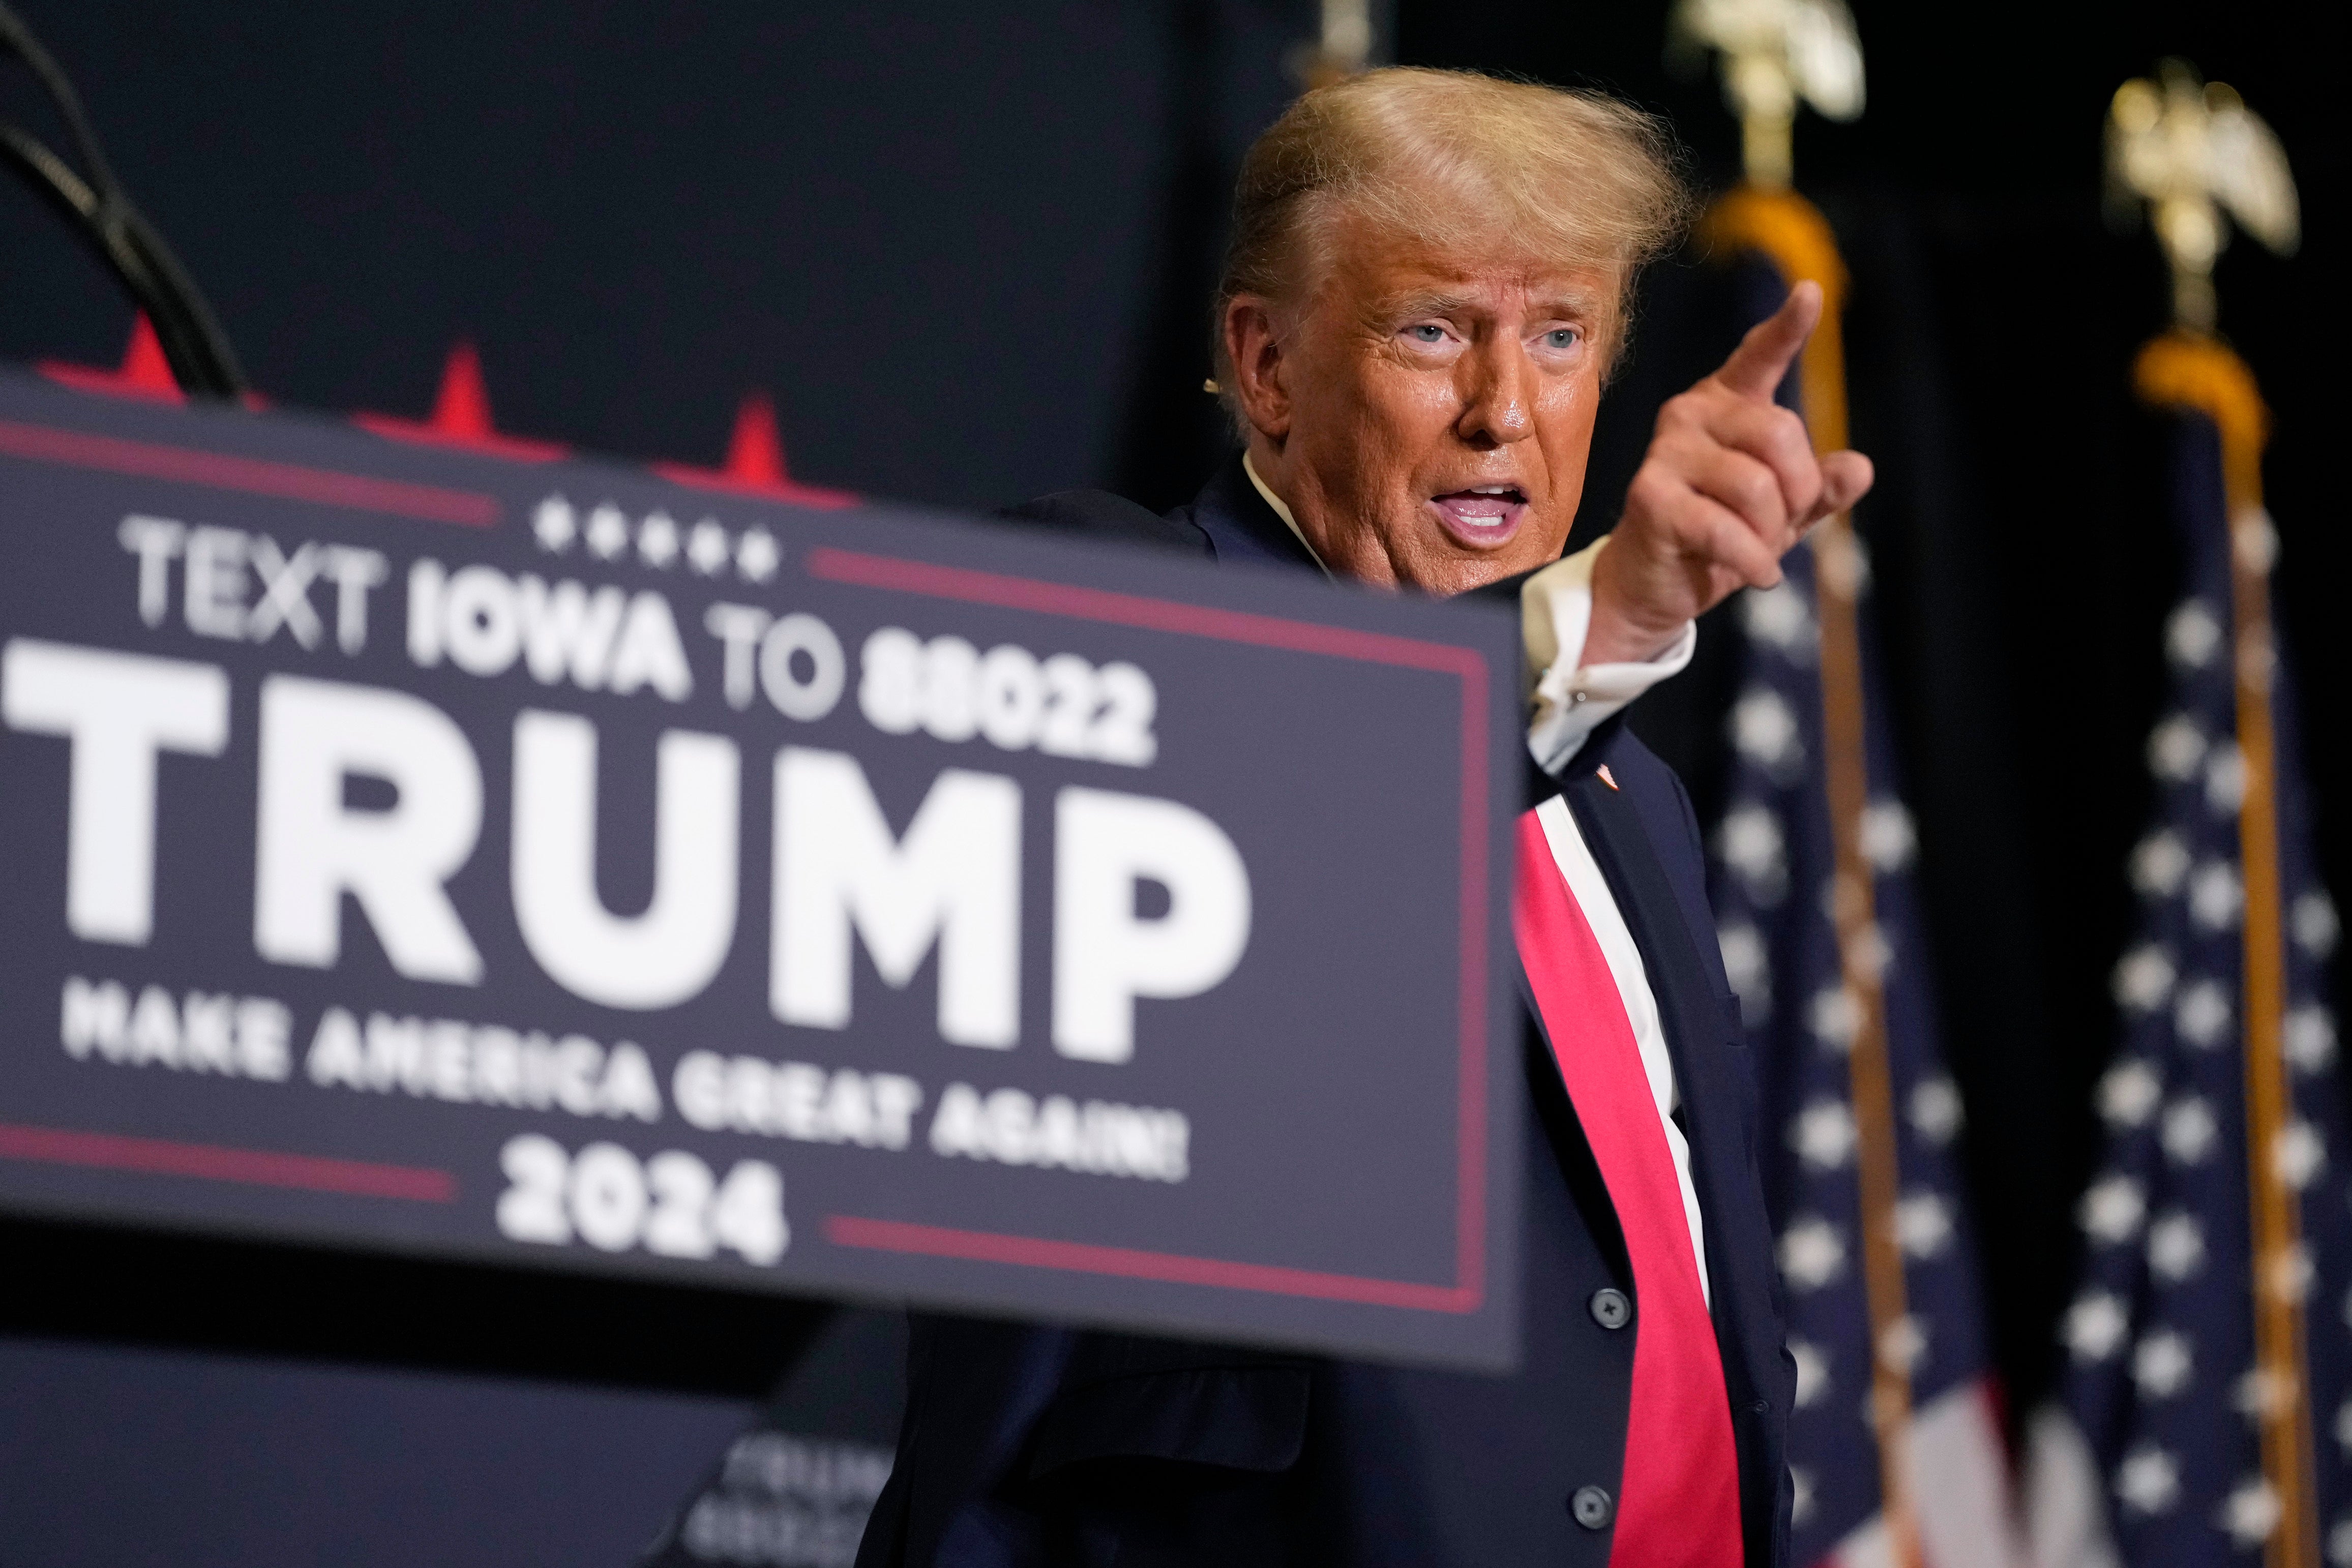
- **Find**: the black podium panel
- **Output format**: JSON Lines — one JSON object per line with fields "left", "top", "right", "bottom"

{"left": 0, "top": 373, "right": 1520, "bottom": 1372}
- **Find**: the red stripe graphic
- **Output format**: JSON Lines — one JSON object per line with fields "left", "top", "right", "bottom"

{"left": 824, "top": 1215, "right": 1479, "bottom": 1312}
{"left": 804, "top": 547, "right": 1487, "bottom": 676}
{"left": 0, "top": 1123, "right": 458, "bottom": 1202}
{"left": 1454, "top": 659, "right": 1489, "bottom": 1300}
{"left": 0, "top": 418, "right": 501, "bottom": 527}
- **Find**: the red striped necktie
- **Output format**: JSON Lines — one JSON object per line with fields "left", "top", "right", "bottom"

{"left": 1512, "top": 808, "right": 1744, "bottom": 1566}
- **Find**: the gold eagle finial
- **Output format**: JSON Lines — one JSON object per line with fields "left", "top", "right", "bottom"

{"left": 1669, "top": 0, "right": 1864, "bottom": 188}
{"left": 2107, "top": 60, "right": 2299, "bottom": 333}
{"left": 1291, "top": 0, "right": 1374, "bottom": 92}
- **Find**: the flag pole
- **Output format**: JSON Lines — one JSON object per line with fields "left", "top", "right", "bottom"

{"left": 1289, "top": 0, "right": 1374, "bottom": 91}
{"left": 1700, "top": 184, "right": 1923, "bottom": 1568}
{"left": 2136, "top": 330, "right": 2314, "bottom": 1568}
{"left": 1677, "top": 6, "right": 1920, "bottom": 1562}
{"left": 2111, "top": 67, "right": 2312, "bottom": 1568}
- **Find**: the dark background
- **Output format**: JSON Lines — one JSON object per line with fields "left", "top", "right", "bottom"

{"left": 2, "top": 1, "right": 2343, "bottom": 1561}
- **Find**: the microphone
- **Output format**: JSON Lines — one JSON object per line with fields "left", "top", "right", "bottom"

{"left": 0, "top": 2, "right": 247, "bottom": 399}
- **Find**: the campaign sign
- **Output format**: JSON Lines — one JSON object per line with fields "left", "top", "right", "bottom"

{"left": 0, "top": 371, "right": 1521, "bottom": 1371}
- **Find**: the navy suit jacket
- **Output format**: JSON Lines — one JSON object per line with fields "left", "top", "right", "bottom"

{"left": 855, "top": 459, "right": 1796, "bottom": 1567}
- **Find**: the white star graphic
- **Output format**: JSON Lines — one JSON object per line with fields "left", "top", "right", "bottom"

{"left": 1777, "top": 1217, "right": 1845, "bottom": 1292}
{"left": 2161, "top": 1095, "right": 2219, "bottom": 1164}
{"left": 2064, "top": 1290, "right": 2128, "bottom": 1362}
{"left": 532, "top": 495, "right": 577, "bottom": 553}
{"left": 1877, "top": 1314, "right": 1927, "bottom": 1374}
{"left": 1844, "top": 920, "right": 1892, "bottom": 983}
{"left": 1715, "top": 921, "right": 1771, "bottom": 1025}
{"left": 687, "top": 519, "right": 732, "bottom": 575}
{"left": 2131, "top": 830, "right": 2190, "bottom": 897}
{"left": 736, "top": 526, "right": 780, "bottom": 583}
{"left": 2113, "top": 1444, "right": 2179, "bottom": 1514}
{"left": 2295, "top": 892, "right": 2340, "bottom": 957}
{"left": 2188, "top": 860, "right": 2245, "bottom": 931}
{"left": 1789, "top": 1467, "right": 1815, "bottom": 1527}
{"left": 585, "top": 503, "right": 631, "bottom": 560}
{"left": 2132, "top": 1329, "right": 2194, "bottom": 1399}
{"left": 2113, "top": 944, "right": 2177, "bottom": 1013}
{"left": 1809, "top": 985, "right": 1861, "bottom": 1054}
{"left": 1715, "top": 804, "right": 1787, "bottom": 903}
{"left": 1731, "top": 687, "right": 1802, "bottom": 772}
{"left": 1910, "top": 1076, "right": 1964, "bottom": 1145}
{"left": 1895, "top": 1191, "right": 1953, "bottom": 1260}
{"left": 637, "top": 510, "right": 679, "bottom": 568}
{"left": 1819, "top": 530, "right": 1872, "bottom": 596}
{"left": 2147, "top": 713, "right": 2206, "bottom": 781}
{"left": 1860, "top": 800, "right": 1916, "bottom": 873}
{"left": 2078, "top": 1172, "right": 2146, "bottom": 1246}
{"left": 1789, "top": 1339, "right": 1829, "bottom": 1408}
{"left": 1791, "top": 1099, "right": 1857, "bottom": 1170}
{"left": 2096, "top": 1059, "right": 2163, "bottom": 1128}
{"left": 2273, "top": 1121, "right": 2326, "bottom": 1190}
{"left": 2234, "top": 1366, "right": 2296, "bottom": 1422}
{"left": 2237, "top": 510, "right": 2280, "bottom": 572}
{"left": 2148, "top": 1211, "right": 2207, "bottom": 1282}
{"left": 2265, "top": 1244, "right": 2313, "bottom": 1305}
{"left": 2286, "top": 1006, "right": 2339, "bottom": 1075}
{"left": 2172, "top": 982, "right": 2232, "bottom": 1050}
{"left": 1741, "top": 582, "right": 1814, "bottom": 657}
{"left": 2159, "top": 1092, "right": 2225, "bottom": 1167}
{"left": 2220, "top": 1477, "right": 2281, "bottom": 1547}
{"left": 2166, "top": 599, "right": 2222, "bottom": 670}
{"left": 2205, "top": 743, "right": 2248, "bottom": 815}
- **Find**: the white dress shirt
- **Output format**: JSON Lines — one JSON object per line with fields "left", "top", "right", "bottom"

{"left": 1520, "top": 555, "right": 1711, "bottom": 1306}
{"left": 1242, "top": 455, "right": 1712, "bottom": 1302}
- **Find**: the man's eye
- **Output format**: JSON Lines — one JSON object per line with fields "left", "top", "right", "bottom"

{"left": 1407, "top": 324, "right": 1446, "bottom": 344}
{"left": 1544, "top": 328, "right": 1580, "bottom": 349}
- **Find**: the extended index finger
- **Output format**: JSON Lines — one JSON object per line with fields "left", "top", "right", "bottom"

{"left": 1714, "top": 280, "right": 1822, "bottom": 402}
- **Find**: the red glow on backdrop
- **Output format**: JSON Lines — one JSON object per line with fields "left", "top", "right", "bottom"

{"left": 352, "top": 342, "right": 569, "bottom": 461}
{"left": 33, "top": 319, "right": 854, "bottom": 507}
{"left": 37, "top": 315, "right": 184, "bottom": 404}
{"left": 651, "top": 391, "right": 857, "bottom": 509}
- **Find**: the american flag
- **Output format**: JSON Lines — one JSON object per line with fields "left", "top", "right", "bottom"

{"left": 1710, "top": 530, "right": 2017, "bottom": 1567}
{"left": 1694, "top": 209, "right": 2017, "bottom": 1565}
{"left": 2032, "top": 379, "right": 2348, "bottom": 1565}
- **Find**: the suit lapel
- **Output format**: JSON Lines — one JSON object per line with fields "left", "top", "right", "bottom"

{"left": 1182, "top": 457, "right": 1324, "bottom": 571}
{"left": 1554, "top": 759, "right": 1788, "bottom": 1564}
{"left": 1552, "top": 752, "right": 1788, "bottom": 1561}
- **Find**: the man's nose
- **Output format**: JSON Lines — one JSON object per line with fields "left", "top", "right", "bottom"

{"left": 1455, "top": 342, "right": 1533, "bottom": 446}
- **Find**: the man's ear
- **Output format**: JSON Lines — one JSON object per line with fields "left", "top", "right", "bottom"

{"left": 1223, "top": 296, "right": 1292, "bottom": 442}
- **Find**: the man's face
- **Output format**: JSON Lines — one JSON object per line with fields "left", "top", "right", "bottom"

{"left": 1233, "top": 207, "right": 1616, "bottom": 595}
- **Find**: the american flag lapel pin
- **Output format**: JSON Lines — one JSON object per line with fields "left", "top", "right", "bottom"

{"left": 1596, "top": 764, "right": 1619, "bottom": 791}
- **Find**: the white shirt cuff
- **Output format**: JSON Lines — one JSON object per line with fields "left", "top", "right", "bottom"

{"left": 1523, "top": 535, "right": 1696, "bottom": 775}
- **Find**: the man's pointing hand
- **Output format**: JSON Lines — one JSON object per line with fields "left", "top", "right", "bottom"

{"left": 1582, "top": 281, "right": 1875, "bottom": 666}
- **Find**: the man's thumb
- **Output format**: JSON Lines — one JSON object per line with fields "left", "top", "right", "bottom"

{"left": 1715, "top": 280, "right": 1822, "bottom": 401}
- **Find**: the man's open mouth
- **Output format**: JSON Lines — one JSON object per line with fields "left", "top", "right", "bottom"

{"left": 1428, "top": 486, "right": 1528, "bottom": 547}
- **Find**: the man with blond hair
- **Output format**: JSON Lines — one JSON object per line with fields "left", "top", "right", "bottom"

{"left": 856, "top": 67, "right": 1870, "bottom": 1567}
